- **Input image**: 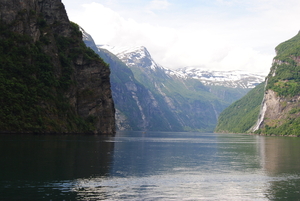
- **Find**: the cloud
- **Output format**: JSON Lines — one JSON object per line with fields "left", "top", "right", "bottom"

{"left": 67, "top": 3, "right": 124, "bottom": 44}
{"left": 215, "top": 0, "right": 237, "bottom": 6}
{"left": 67, "top": 2, "right": 178, "bottom": 58}
{"left": 147, "top": 0, "right": 171, "bottom": 10}
{"left": 64, "top": 1, "right": 300, "bottom": 74}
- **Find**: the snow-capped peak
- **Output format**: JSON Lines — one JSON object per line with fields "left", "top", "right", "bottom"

{"left": 98, "top": 45, "right": 146, "bottom": 56}
{"left": 98, "top": 44, "right": 265, "bottom": 89}
{"left": 80, "top": 27, "right": 94, "bottom": 42}
{"left": 99, "top": 45, "right": 164, "bottom": 71}
{"left": 169, "top": 67, "right": 266, "bottom": 88}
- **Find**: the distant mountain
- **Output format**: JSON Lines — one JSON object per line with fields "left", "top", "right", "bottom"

{"left": 173, "top": 67, "right": 265, "bottom": 89}
{"left": 102, "top": 45, "right": 226, "bottom": 131}
{"left": 82, "top": 29, "right": 264, "bottom": 131}
{"left": 98, "top": 45, "right": 165, "bottom": 71}
{"left": 101, "top": 45, "right": 265, "bottom": 89}
{"left": 84, "top": 35, "right": 189, "bottom": 131}
{"left": 215, "top": 82, "right": 265, "bottom": 133}
{"left": 103, "top": 44, "right": 265, "bottom": 105}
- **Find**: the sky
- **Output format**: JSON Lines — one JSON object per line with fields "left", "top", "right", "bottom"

{"left": 61, "top": 0, "right": 300, "bottom": 75}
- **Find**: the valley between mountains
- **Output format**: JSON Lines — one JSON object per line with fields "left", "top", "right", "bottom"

{"left": 82, "top": 28, "right": 265, "bottom": 132}
{"left": 3, "top": 0, "right": 300, "bottom": 136}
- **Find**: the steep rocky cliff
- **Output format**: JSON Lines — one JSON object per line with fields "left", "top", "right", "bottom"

{"left": 0, "top": 0, "right": 115, "bottom": 134}
{"left": 217, "top": 31, "right": 300, "bottom": 136}
{"left": 252, "top": 32, "right": 300, "bottom": 135}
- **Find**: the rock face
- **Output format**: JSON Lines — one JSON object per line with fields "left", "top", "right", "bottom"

{"left": 251, "top": 32, "right": 300, "bottom": 135}
{"left": 253, "top": 86, "right": 300, "bottom": 134}
{"left": 215, "top": 31, "right": 300, "bottom": 135}
{"left": 0, "top": 0, "right": 70, "bottom": 37}
{"left": 0, "top": 0, "right": 115, "bottom": 134}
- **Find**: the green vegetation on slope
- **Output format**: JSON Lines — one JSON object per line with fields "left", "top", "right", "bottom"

{"left": 208, "top": 85, "right": 250, "bottom": 105}
{"left": 275, "top": 31, "right": 300, "bottom": 58}
{"left": 255, "top": 116, "right": 300, "bottom": 136}
{"left": 267, "top": 32, "right": 300, "bottom": 97}
{"left": 217, "top": 31, "right": 300, "bottom": 135}
{"left": 215, "top": 82, "right": 265, "bottom": 133}
{"left": 253, "top": 31, "right": 300, "bottom": 136}
{"left": 0, "top": 13, "right": 105, "bottom": 133}
{"left": 130, "top": 65, "right": 228, "bottom": 132}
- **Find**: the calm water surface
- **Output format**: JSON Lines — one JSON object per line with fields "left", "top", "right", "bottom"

{"left": 1, "top": 132, "right": 300, "bottom": 200}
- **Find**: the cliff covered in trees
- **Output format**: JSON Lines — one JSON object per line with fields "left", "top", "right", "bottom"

{"left": 216, "top": 31, "right": 300, "bottom": 136}
{"left": 0, "top": 0, "right": 115, "bottom": 134}
{"left": 252, "top": 31, "right": 300, "bottom": 135}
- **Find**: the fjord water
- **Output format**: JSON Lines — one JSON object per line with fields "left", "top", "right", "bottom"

{"left": 1, "top": 132, "right": 300, "bottom": 200}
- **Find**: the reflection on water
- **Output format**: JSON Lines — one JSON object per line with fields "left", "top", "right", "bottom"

{"left": 261, "top": 136, "right": 300, "bottom": 174}
{"left": 1, "top": 132, "right": 300, "bottom": 200}
{"left": 260, "top": 136, "right": 300, "bottom": 200}
{"left": 0, "top": 134, "right": 115, "bottom": 200}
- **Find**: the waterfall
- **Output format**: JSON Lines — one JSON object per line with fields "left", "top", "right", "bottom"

{"left": 251, "top": 78, "right": 268, "bottom": 132}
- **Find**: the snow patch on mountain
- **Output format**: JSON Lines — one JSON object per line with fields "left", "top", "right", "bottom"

{"left": 99, "top": 45, "right": 265, "bottom": 89}
{"left": 99, "top": 45, "right": 142, "bottom": 56}
{"left": 98, "top": 45, "right": 164, "bottom": 71}
{"left": 80, "top": 27, "right": 94, "bottom": 42}
{"left": 170, "top": 67, "right": 266, "bottom": 88}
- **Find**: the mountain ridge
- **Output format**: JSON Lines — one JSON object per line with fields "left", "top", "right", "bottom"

{"left": 99, "top": 45, "right": 265, "bottom": 89}
{"left": 80, "top": 25, "right": 267, "bottom": 132}
{"left": 91, "top": 40, "right": 264, "bottom": 131}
